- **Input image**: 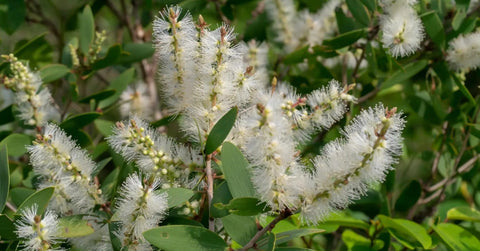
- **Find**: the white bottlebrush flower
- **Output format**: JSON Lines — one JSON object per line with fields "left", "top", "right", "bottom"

{"left": 15, "top": 205, "right": 62, "bottom": 251}
{"left": 264, "top": 0, "right": 300, "bottom": 53}
{"left": 380, "top": 2, "right": 424, "bottom": 57}
{"left": 446, "top": 31, "right": 480, "bottom": 72}
{"left": 301, "top": 105, "right": 405, "bottom": 224}
{"left": 306, "top": 80, "right": 356, "bottom": 130}
{"left": 116, "top": 173, "right": 168, "bottom": 250}
{"left": 1, "top": 54, "right": 60, "bottom": 127}
{"left": 108, "top": 116, "right": 202, "bottom": 187}
{"left": 241, "top": 40, "right": 270, "bottom": 84}
{"left": 153, "top": 6, "right": 197, "bottom": 114}
{"left": 120, "top": 82, "right": 154, "bottom": 119}
{"left": 27, "top": 123, "right": 103, "bottom": 215}
{"left": 299, "top": 0, "right": 341, "bottom": 47}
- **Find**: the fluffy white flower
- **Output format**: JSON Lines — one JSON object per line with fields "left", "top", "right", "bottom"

{"left": 446, "top": 31, "right": 480, "bottom": 71}
{"left": 27, "top": 123, "right": 103, "bottom": 215}
{"left": 15, "top": 205, "right": 62, "bottom": 251}
{"left": 108, "top": 116, "right": 202, "bottom": 187}
{"left": 299, "top": 0, "right": 340, "bottom": 47}
{"left": 120, "top": 82, "right": 154, "bottom": 119}
{"left": 264, "top": 0, "right": 300, "bottom": 53}
{"left": 116, "top": 173, "right": 168, "bottom": 250}
{"left": 301, "top": 105, "right": 405, "bottom": 224}
{"left": 380, "top": 2, "right": 424, "bottom": 57}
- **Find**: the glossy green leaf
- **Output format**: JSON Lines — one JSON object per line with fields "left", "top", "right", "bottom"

{"left": 395, "top": 180, "right": 421, "bottom": 211}
{"left": 447, "top": 206, "right": 480, "bottom": 222}
{"left": 0, "top": 133, "right": 31, "bottom": 157}
{"left": 0, "top": 146, "right": 8, "bottom": 212}
{"left": 92, "top": 44, "right": 122, "bottom": 70}
{"left": 205, "top": 107, "right": 238, "bottom": 154}
{"left": 17, "top": 187, "right": 54, "bottom": 215}
{"left": 283, "top": 45, "right": 310, "bottom": 65}
{"left": 94, "top": 119, "right": 114, "bottom": 137}
{"left": 157, "top": 188, "right": 194, "bottom": 208}
{"left": 433, "top": 223, "right": 480, "bottom": 251}
{"left": 378, "top": 215, "right": 432, "bottom": 249}
{"left": 39, "top": 64, "right": 71, "bottom": 83}
{"left": 79, "top": 5, "right": 95, "bottom": 55}
{"left": 382, "top": 60, "right": 429, "bottom": 89}
{"left": 98, "top": 68, "right": 135, "bottom": 109}
{"left": 58, "top": 215, "right": 95, "bottom": 238}
{"left": 60, "top": 112, "right": 101, "bottom": 131}
{"left": 453, "top": 74, "right": 476, "bottom": 105}
{"left": 221, "top": 214, "right": 257, "bottom": 246}
{"left": 9, "top": 187, "right": 35, "bottom": 208}
{"left": 257, "top": 229, "right": 324, "bottom": 248}
{"left": 335, "top": 8, "right": 355, "bottom": 34}
{"left": 342, "top": 229, "right": 384, "bottom": 250}
{"left": 323, "top": 212, "right": 370, "bottom": 230}
{"left": 323, "top": 29, "right": 365, "bottom": 50}
{"left": 0, "top": 0, "right": 26, "bottom": 35}
{"left": 143, "top": 225, "right": 228, "bottom": 251}
{"left": 0, "top": 105, "right": 14, "bottom": 126}
{"left": 79, "top": 89, "right": 116, "bottom": 104}
{"left": 151, "top": 114, "right": 180, "bottom": 128}
{"left": 420, "top": 11, "right": 445, "bottom": 49}
{"left": 221, "top": 142, "right": 255, "bottom": 198}
{"left": 0, "top": 214, "right": 16, "bottom": 239}
{"left": 214, "top": 197, "right": 269, "bottom": 216}
{"left": 346, "top": 0, "right": 370, "bottom": 26}
{"left": 117, "top": 42, "right": 155, "bottom": 64}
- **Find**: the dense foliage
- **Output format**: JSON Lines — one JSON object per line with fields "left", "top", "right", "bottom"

{"left": 0, "top": 0, "right": 479, "bottom": 250}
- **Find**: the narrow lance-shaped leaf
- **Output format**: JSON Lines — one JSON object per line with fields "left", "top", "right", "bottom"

{"left": 221, "top": 142, "right": 256, "bottom": 198}
{"left": 17, "top": 187, "right": 55, "bottom": 216}
{"left": 204, "top": 106, "right": 238, "bottom": 154}
{"left": 143, "top": 225, "right": 228, "bottom": 251}
{"left": 79, "top": 5, "right": 95, "bottom": 55}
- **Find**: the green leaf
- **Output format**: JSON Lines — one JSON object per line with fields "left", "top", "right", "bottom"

{"left": 0, "top": 105, "right": 14, "bottom": 126}
{"left": 17, "top": 187, "right": 54, "bottom": 215}
{"left": 0, "top": 146, "right": 8, "bottom": 212}
{"left": 453, "top": 74, "right": 476, "bottom": 105}
{"left": 447, "top": 206, "right": 480, "bottom": 222}
{"left": 211, "top": 181, "right": 233, "bottom": 218}
{"left": 92, "top": 44, "right": 122, "bottom": 70}
{"left": 117, "top": 42, "right": 155, "bottom": 64}
{"left": 214, "top": 197, "right": 269, "bottom": 216}
{"left": 93, "top": 157, "right": 111, "bottom": 177}
{"left": 382, "top": 60, "right": 429, "bottom": 89}
{"left": 346, "top": 0, "right": 370, "bottom": 26}
{"left": 323, "top": 212, "right": 370, "bottom": 230}
{"left": 342, "top": 229, "right": 384, "bottom": 250}
{"left": 0, "top": 133, "right": 31, "bottom": 157}
{"left": 205, "top": 107, "right": 238, "bottom": 154}
{"left": 257, "top": 229, "right": 324, "bottom": 248}
{"left": 60, "top": 112, "right": 102, "bottom": 131}
{"left": 98, "top": 68, "right": 135, "bottom": 109}
{"left": 395, "top": 180, "right": 421, "bottom": 212}
{"left": 157, "top": 188, "right": 195, "bottom": 208}
{"left": 79, "top": 5, "right": 95, "bottom": 55}
{"left": 0, "top": 0, "right": 26, "bottom": 35}
{"left": 420, "top": 11, "right": 445, "bottom": 49}
{"left": 13, "top": 33, "right": 47, "bottom": 59}
{"left": 0, "top": 214, "right": 16, "bottom": 239}
{"left": 452, "top": 10, "right": 467, "bottom": 31}
{"left": 39, "top": 64, "right": 71, "bottom": 83}
{"left": 323, "top": 29, "right": 365, "bottom": 50}
{"left": 9, "top": 187, "right": 35, "bottom": 207}
{"left": 108, "top": 221, "right": 122, "bottom": 251}
{"left": 57, "top": 215, "right": 95, "bottom": 238}
{"left": 221, "top": 142, "right": 255, "bottom": 198}
{"left": 143, "top": 225, "right": 228, "bottom": 251}
{"left": 433, "top": 223, "right": 480, "bottom": 251}
{"left": 94, "top": 119, "right": 114, "bottom": 137}
{"left": 275, "top": 248, "right": 315, "bottom": 251}
{"left": 359, "top": 0, "right": 376, "bottom": 12}
{"left": 335, "top": 8, "right": 356, "bottom": 34}
{"left": 79, "top": 89, "right": 116, "bottom": 104}
{"left": 267, "top": 232, "right": 276, "bottom": 251}
{"left": 378, "top": 215, "right": 432, "bottom": 249}
{"left": 221, "top": 214, "right": 257, "bottom": 246}
{"left": 283, "top": 45, "right": 310, "bottom": 65}
{"left": 151, "top": 114, "right": 180, "bottom": 128}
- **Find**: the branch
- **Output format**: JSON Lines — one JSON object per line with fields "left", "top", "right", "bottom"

{"left": 205, "top": 154, "right": 215, "bottom": 231}
{"left": 239, "top": 209, "right": 292, "bottom": 251}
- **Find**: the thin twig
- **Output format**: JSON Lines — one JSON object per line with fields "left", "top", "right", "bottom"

{"left": 205, "top": 154, "right": 215, "bottom": 231}
{"left": 5, "top": 202, "right": 17, "bottom": 212}
{"left": 239, "top": 209, "right": 292, "bottom": 251}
